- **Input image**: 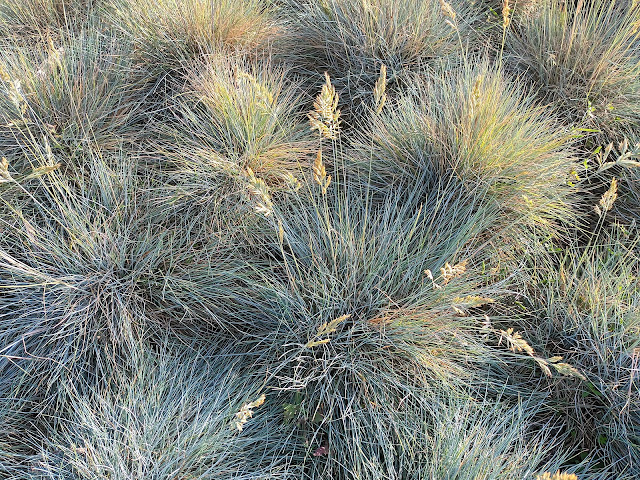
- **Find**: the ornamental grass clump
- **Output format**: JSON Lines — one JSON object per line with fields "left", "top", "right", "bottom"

{"left": 0, "top": 33, "right": 149, "bottom": 168}
{"left": 0, "top": 151, "right": 255, "bottom": 406}
{"left": 417, "top": 398, "right": 578, "bottom": 479}
{"left": 281, "top": 0, "right": 482, "bottom": 116}
{"left": 350, "top": 61, "right": 578, "bottom": 249}
{"left": 154, "top": 55, "right": 314, "bottom": 227}
{"left": 107, "top": 0, "right": 280, "bottom": 74}
{"left": 246, "top": 174, "right": 523, "bottom": 477}
{"left": 0, "top": 153, "right": 155, "bottom": 403}
{"left": 505, "top": 0, "right": 640, "bottom": 143}
{"left": 518, "top": 228, "right": 640, "bottom": 476}
{"left": 169, "top": 55, "right": 312, "bottom": 186}
{"left": 30, "top": 345, "right": 299, "bottom": 479}
{"left": 0, "top": 0, "right": 98, "bottom": 44}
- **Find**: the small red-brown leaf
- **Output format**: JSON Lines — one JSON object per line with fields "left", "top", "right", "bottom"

{"left": 313, "top": 446, "right": 328, "bottom": 457}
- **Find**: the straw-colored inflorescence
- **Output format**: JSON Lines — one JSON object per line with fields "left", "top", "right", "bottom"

{"left": 373, "top": 64, "right": 387, "bottom": 114}
{"left": 309, "top": 72, "right": 341, "bottom": 140}
{"left": 313, "top": 148, "right": 331, "bottom": 195}
{"left": 234, "top": 394, "right": 266, "bottom": 432}
{"left": 502, "top": 0, "right": 511, "bottom": 29}
{"left": 535, "top": 472, "right": 578, "bottom": 480}
{"left": 245, "top": 167, "right": 273, "bottom": 216}
{"left": 439, "top": 0, "right": 456, "bottom": 22}
{"left": 0, "top": 157, "right": 13, "bottom": 183}
{"left": 596, "top": 177, "right": 618, "bottom": 216}
{"left": 498, "top": 328, "right": 586, "bottom": 380}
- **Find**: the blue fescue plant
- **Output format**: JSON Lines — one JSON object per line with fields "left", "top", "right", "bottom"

{"left": 0, "top": 32, "right": 150, "bottom": 167}
{"left": 106, "top": 0, "right": 280, "bottom": 74}
{"left": 505, "top": 0, "right": 640, "bottom": 143}
{"left": 279, "top": 0, "right": 484, "bottom": 115}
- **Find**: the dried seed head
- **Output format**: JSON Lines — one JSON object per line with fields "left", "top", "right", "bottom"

{"left": 245, "top": 167, "right": 273, "bottom": 216}
{"left": 323, "top": 176, "right": 331, "bottom": 194}
{"left": 499, "top": 328, "right": 536, "bottom": 357}
{"left": 234, "top": 394, "right": 266, "bottom": 432}
{"left": 0, "top": 157, "right": 13, "bottom": 183}
{"left": 594, "top": 205, "right": 602, "bottom": 217}
{"left": 440, "top": 259, "right": 468, "bottom": 285}
{"left": 309, "top": 72, "right": 341, "bottom": 139}
{"left": 468, "top": 74, "right": 484, "bottom": 120}
{"left": 452, "top": 296, "right": 495, "bottom": 310}
{"left": 439, "top": 0, "right": 457, "bottom": 22}
{"left": 502, "top": 0, "right": 511, "bottom": 29}
{"left": 481, "top": 315, "right": 492, "bottom": 331}
{"left": 497, "top": 328, "right": 585, "bottom": 380}
{"left": 598, "top": 178, "right": 618, "bottom": 214}
{"left": 373, "top": 64, "right": 387, "bottom": 114}
{"left": 277, "top": 219, "right": 284, "bottom": 244}
{"left": 472, "top": 75, "right": 483, "bottom": 102}
{"left": 535, "top": 472, "right": 579, "bottom": 480}
{"left": 306, "top": 314, "right": 351, "bottom": 348}
{"left": 0, "top": 64, "right": 10, "bottom": 82}
{"left": 313, "top": 149, "right": 326, "bottom": 183}
{"left": 313, "top": 148, "right": 331, "bottom": 195}
{"left": 284, "top": 172, "right": 302, "bottom": 192}
{"left": 7, "top": 79, "right": 27, "bottom": 114}
{"left": 547, "top": 357, "right": 587, "bottom": 381}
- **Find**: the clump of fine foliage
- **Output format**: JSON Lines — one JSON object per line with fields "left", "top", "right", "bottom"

{"left": 280, "top": 0, "right": 483, "bottom": 113}
{"left": 349, "top": 60, "right": 578, "bottom": 251}
{"left": 1, "top": 1, "right": 639, "bottom": 480}
{"left": 0, "top": 32, "right": 149, "bottom": 165}
{"left": 0, "top": 0, "right": 98, "bottom": 43}
{"left": 105, "top": 0, "right": 280, "bottom": 74}
{"left": 504, "top": 0, "right": 640, "bottom": 143}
